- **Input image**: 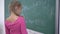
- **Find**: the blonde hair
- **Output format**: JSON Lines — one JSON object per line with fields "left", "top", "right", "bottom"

{"left": 9, "top": 0, "right": 22, "bottom": 12}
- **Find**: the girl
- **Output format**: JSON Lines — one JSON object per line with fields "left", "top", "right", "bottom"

{"left": 5, "top": 0, "right": 28, "bottom": 34}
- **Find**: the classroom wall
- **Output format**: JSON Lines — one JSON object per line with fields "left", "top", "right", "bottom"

{"left": 0, "top": 0, "right": 5, "bottom": 34}
{"left": 5, "top": 0, "right": 56, "bottom": 34}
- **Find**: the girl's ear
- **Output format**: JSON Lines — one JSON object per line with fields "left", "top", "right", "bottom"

{"left": 15, "top": 6, "right": 18, "bottom": 10}
{"left": 15, "top": 6, "right": 19, "bottom": 12}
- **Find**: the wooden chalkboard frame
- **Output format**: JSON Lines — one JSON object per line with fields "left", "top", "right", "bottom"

{"left": 58, "top": 0, "right": 60, "bottom": 34}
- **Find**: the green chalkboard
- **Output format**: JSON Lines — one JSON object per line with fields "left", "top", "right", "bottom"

{"left": 5, "top": 0, "right": 56, "bottom": 34}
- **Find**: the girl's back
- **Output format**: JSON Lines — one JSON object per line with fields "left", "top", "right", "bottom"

{"left": 5, "top": 16, "right": 28, "bottom": 34}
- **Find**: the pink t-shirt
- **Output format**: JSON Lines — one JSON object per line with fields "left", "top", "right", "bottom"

{"left": 5, "top": 16, "right": 28, "bottom": 34}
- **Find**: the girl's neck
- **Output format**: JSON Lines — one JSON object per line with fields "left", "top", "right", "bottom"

{"left": 10, "top": 13, "right": 19, "bottom": 18}
{"left": 6, "top": 13, "right": 19, "bottom": 23}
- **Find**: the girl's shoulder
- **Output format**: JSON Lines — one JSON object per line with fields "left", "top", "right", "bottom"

{"left": 6, "top": 17, "right": 10, "bottom": 21}
{"left": 19, "top": 16, "right": 24, "bottom": 18}
{"left": 19, "top": 16, "right": 25, "bottom": 21}
{"left": 6, "top": 17, "right": 13, "bottom": 22}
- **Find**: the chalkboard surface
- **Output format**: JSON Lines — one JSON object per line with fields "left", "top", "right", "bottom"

{"left": 5, "top": 0, "right": 56, "bottom": 34}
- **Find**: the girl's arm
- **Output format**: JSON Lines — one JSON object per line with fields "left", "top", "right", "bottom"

{"left": 20, "top": 17, "right": 28, "bottom": 34}
{"left": 5, "top": 25, "right": 10, "bottom": 34}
